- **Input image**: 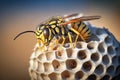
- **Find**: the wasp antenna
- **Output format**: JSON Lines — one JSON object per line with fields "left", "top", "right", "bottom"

{"left": 14, "top": 30, "right": 36, "bottom": 40}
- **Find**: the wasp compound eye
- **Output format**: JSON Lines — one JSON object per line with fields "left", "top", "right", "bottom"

{"left": 43, "top": 28, "right": 49, "bottom": 38}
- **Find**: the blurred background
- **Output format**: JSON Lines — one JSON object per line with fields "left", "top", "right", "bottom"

{"left": 0, "top": 0, "right": 120, "bottom": 80}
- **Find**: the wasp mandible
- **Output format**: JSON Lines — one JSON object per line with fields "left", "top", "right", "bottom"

{"left": 14, "top": 13, "right": 101, "bottom": 47}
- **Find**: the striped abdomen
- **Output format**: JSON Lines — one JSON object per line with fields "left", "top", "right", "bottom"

{"left": 72, "top": 21, "right": 91, "bottom": 40}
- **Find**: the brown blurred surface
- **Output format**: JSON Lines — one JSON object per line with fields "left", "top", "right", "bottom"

{"left": 0, "top": 1, "right": 120, "bottom": 80}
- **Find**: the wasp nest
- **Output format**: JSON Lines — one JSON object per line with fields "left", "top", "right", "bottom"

{"left": 29, "top": 23, "right": 120, "bottom": 80}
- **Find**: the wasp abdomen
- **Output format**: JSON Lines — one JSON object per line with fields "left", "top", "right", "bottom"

{"left": 72, "top": 21, "right": 91, "bottom": 40}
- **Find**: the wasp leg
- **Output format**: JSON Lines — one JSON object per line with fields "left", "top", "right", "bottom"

{"left": 49, "top": 39, "right": 58, "bottom": 50}
{"left": 74, "top": 35, "right": 79, "bottom": 48}
{"left": 54, "top": 39, "right": 59, "bottom": 48}
{"left": 58, "top": 36, "right": 65, "bottom": 50}
{"left": 56, "top": 39, "right": 59, "bottom": 44}
{"left": 62, "top": 36, "right": 65, "bottom": 46}
{"left": 37, "top": 39, "right": 47, "bottom": 51}
{"left": 50, "top": 35, "right": 60, "bottom": 50}
{"left": 68, "top": 32, "right": 73, "bottom": 47}
{"left": 37, "top": 39, "right": 41, "bottom": 47}
{"left": 70, "top": 28, "right": 85, "bottom": 41}
{"left": 37, "top": 39, "right": 43, "bottom": 50}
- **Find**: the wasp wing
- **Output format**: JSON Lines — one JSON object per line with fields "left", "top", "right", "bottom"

{"left": 63, "top": 13, "right": 79, "bottom": 19}
{"left": 60, "top": 16, "right": 101, "bottom": 26}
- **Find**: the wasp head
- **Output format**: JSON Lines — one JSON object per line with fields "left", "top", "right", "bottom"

{"left": 36, "top": 24, "right": 50, "bottom": 45}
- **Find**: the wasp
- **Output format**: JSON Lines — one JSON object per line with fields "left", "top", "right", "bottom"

{"left": 14, "top": 13, "right": 101, "bottom": 48}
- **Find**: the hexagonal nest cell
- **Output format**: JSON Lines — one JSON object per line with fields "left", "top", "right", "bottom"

{"left": 75, "top": 71, "right": 84, "bottom": 79}
{"left": 77, "top": 50, "right": 87, "bottom": 60}
{"left": 82, "top": 61, "right": 92, "bottom": 72}
{"left": 66, "top": 59, "right": 77, "bottom": 69}
{"left": 29, "top": 22, "right": 120, "bottom": 80}
{"left": 61, "top": 70, "right": 70, "bottom": 79}
{"left": 52, "top": 59, "right": 60, "bottom": 70}
{"left": 95, "top": 64, "right": 104, "bottom": 75}
{"left": 86, "top": 74, "right": 97, "bottom": 80}
{"left": 91, "top": 52, "right": 100, "bottom": 62}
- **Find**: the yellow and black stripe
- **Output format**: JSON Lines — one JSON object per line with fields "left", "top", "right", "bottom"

{"left": 70, "top": 21, "right": 91, "bottom": 41}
